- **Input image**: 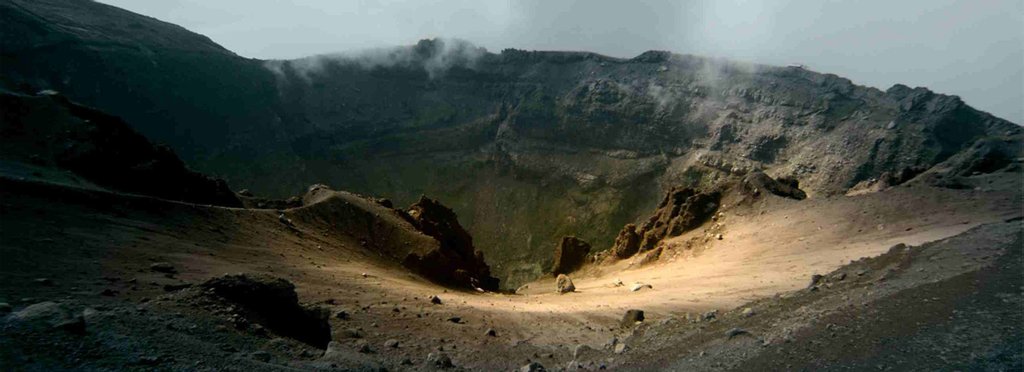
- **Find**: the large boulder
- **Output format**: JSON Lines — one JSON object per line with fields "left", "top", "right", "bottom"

{"left": 402, "top": 196, "right": 500, "bottom": 291}
{"left": 551, "top": 236, "right": 591, "bottom": 276}
{"left": 555, "top": 274, "right": 576, "bottom": 294}
{"left": 202, "top": 274, "right": 331, "bottom": 348}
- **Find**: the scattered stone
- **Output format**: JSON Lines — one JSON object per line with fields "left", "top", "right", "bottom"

{"left": 163, "top": 283, "right": 191, "bottom": 292}
{"left": 630, "top": 283, "right": 653, "bottom": 292}
{"left": 355, "top": 340, "right": 372, "bottom": 353}
{"left": 400, "top": 358, "right": 413, "bottom": 365}
{"left": 335, "top": 310, "right": 349, "bottom": 320}
{"left": 521, "top": 361, "right": 546, "bottom": 372}
{"left": 237, "top": 189, "right": 253, "bottom": 197}
{"left": 447, "top": 316, "right": 462, "bottom": 323}
{"left": 808, "top": 274, "right": 823, "bottom": 288}
{"left": 573, "top": 344, "right": 594, "bottom": 360}
{"left": 614, "top": 343, "right": 628, "bottom": 354}
{"left": 278, "top": 213, "right": 295, "bottom": 227}
{"left": 426, "top": 352, "right": 454, "bottom": 368}
{"left": 485, "top": 328, "right": 497, "bottom": 337}
{"left": 342, "top": 328, "right": 364, "bottom": 338}
{"left": 831, "top": 272, "right": 847, "bottom": 282}
{"left": 7, "top": 301, "right": 85, "bottom": 334}
{"left": 430, "top": 295, "right": 443, "bottom": 305}
{"left": 612, "top": 279, "right": 624, "bottom": 287}
{"left": 137, "top": 355, "right": 162, "bottom": 365}
{"left": 150, "top": 262, "right": 177, "bottom": 274}
{"left": 251, "top": 351, "right": 271, "bottom": 362}
{"left": 716, "top": 233, "right": 723, "bottom": 240}
{"left": 621, "top": 309, "right": 645, "bottom": 327}
{"left": 556, "top": 274, "right": 575, "bottom": 294}
{"left": 741, "top": 307, "right": 756, "bottom": 318}
{"left": 604, "top": 336, "right": 619, "bottom": 349}
{"left": 384, "top": 339, "right": 399, "bottom": 348}
{"left": 551, "top": 236, "right": 591, "bottom": 275}
{"left": 726, "top": 328, "right": 749, "bottom": 339}
{"left": 702, "top": 310, "right": 718, "bottom": 321}
{"left": 33, "top": 278, "right": 54, "bottom": 286}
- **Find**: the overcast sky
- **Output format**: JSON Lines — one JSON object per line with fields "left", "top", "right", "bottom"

{"left": 98, "top": 0, "right": 1023, "bottom": 123}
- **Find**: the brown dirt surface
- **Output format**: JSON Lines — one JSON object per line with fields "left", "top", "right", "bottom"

{"left": 1, "top": 168, "right": 1020, "bottom": 370}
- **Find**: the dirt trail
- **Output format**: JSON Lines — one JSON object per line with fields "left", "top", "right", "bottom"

{"left": 0, "top": 172, "right": 1020, "bottom": 370}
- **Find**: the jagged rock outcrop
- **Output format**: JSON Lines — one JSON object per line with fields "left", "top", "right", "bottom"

{"left": 612, "top": 224, "right": 642, "bottom": 259}
{"left": 612, "top": 187, "right": 721, "bottom": 259}
{"left": 0, "top": 91, "right": 241, "bottom": 207}
{"left": 550, "top": 236, "right": 591, "bottom": 276}
{"left": 403, "top": 196, "right": 500, "bottom": 291}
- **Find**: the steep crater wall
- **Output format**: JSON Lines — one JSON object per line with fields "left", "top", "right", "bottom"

{"left": 2, "top": 1, "right": 1019, "bottom": 287}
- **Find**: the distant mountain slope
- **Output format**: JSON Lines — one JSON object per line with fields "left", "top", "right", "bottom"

{"left": 1, "top": 0, "right": 1018, "bottom": 287}
{"left": 0, "top": 0, "right": 282, "bottom": 158}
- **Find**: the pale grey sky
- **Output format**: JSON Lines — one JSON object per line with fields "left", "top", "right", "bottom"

{"left": 98, "top": 0, "right": 1023, "bottom": 123}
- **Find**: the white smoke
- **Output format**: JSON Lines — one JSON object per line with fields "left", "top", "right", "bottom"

{"left": 646, "top": 82, "right": 676, "bottom": 110}
{"left": 263, "top": 38, "right": 487, "bottom": 82}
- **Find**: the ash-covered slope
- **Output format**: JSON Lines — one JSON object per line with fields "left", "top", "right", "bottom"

{"left": 0, "top": 91, "right": 241, "bottom": 207}
{"left": 2, "top": 0, "right": 1019, "bottom": 287}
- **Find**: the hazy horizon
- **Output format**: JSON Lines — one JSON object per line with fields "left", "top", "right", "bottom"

{"left": 97, "top": 0, "right": 1023, "bottom": 123}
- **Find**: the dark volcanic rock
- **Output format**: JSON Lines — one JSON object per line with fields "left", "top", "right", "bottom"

{"left": 621, "top": 309, "right": 645, "bottom": 327}
{"left": 402, "top": 196, "right": 500, "bottom": 291}
{"left": 426, "top": 352, "right": 454, "bottom": 369}
{"left": 201, "top": 274, "right": 331, "bottom": 348}
{"left": 741, "top": 171, "right": 807, "bottom": 200}
{"left": 550, "top": 236, "right": 591, "bottom": 275}
{"left": 613, "top": 187, "right": 721, "bottom": 258}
